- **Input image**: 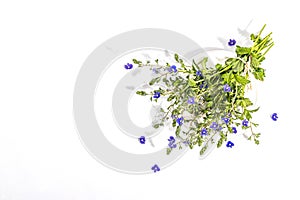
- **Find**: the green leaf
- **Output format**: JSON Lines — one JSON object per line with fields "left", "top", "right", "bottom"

{"left": 253, "top": 67, "right": 265, "bottom": 81}
{"left": 174, "top": 54, "right": 179, "bottom": 62}
{"left": 244, "top": 98, "right": 253, "bottom": 107}
{"left": 200, "top": 145, "right": 208, "bottom": 155}
{"left": 236, "top": 46, "right": 251, "bottom": 55}
{"left": 248, "top": 107, "right": 260, "bottom": 113}
{"left": 166, "top": 148, "right": 172, "bottom": 155}
{"left": 235, "top": 75, "right": 250, "bottom": 85}
{"left": 217, "top": 138, "right": 223, "bottom": 148}
{"left": 175, "top": 126, "right": 181, "bottom": 137}
{"left": 233, "top": 60, "right": 244, "bottom": 72}
{"left": 132, "top": 59, "right": 142, "bottom": 65}
{"left": 188, "top": 78, "right": 196, "bottom": 87}
{"left": 136, "top": 91, "right": 147, "bottom": 96}
{"left": 167, "top": 95, "right": 175, "bottom": 102}
{"left": 153, "top": 124, "right": 160, "bottom": 129}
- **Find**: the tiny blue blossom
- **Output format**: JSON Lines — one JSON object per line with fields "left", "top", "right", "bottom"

{"left": 222, "top": 117, "right": 230, "bottom": 124}
{"left": 242, "top": 119, "right": 249, "bottom": 127}
{"left": 168, "top": 136, "right": 177, "bottom": 148}
{"left": 224, "top": 84, "right": 231, "bottom": 92}
{"left": 271, "top": 113, "right": 278, "bottom": 121}
{"left": 169, "top": 65, "right": 177, "bottom": 73}
{"left": 124, "top": 63, "right": 133, "bottom": 69}
{"left": 139, "top": 136, "right": 146, "bottom": 144}
{"left": 196, "top": 70, "right": 202, "bottom": 77}
{"left": 210, "top": 122, "right": 218, "bottom": 130}
{"left": 201, "top": 128, "right": 208, "bottom": 136}
{"left": 151, "top": 164, "right": 160, "bottom": 173}
{"left": 228, "top": 39, "right": 236, "bottom": 46}
{"left": 187, "top": 97, "right": 195, "bottom": 104}
{"left": 226, "top": 141, "right": 234, "bottom": 148}
{"left": 232, "top": 127, "right": 237, "bottom": 134}
{"left": 153, "top": 91, "right": 161, "bottom": 99}
{"left": 176, "top": 117, "right": 184, "bottom": 126}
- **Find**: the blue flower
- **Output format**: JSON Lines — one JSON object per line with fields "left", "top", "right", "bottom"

{"left": 168, "top": 136, "right": 177, "bottom": 148}
{"left": 223, "top": 84, "right": 231, "bottom": 92}
{"left": 222, "top": 117, "right": 230, "bottom": 124}
{"left": 228, "top": 39, "right": 236, "bottom": 46}
{"left": 226, "top": 141, "right": 234, "bottom": 148}
{"left": 271, "top": 113, "right": 278, "bottom": 121}
{"left": 210, "top": 122, "right": 218, "bottom": 130}
{"left": 242, "top": 119, "right": 249, "bottom": 127}
{"left": 199, "top": 81, "right": 208, "bottom": 89}
{"left": 201, "top": 128, "right": 208, "bottom": 136}
{"left": 139, "top": 136, "right": 146, "bottom": 144}
{"left": 151, "top": 164, "right": 160, "bottom": 173}
{"left": 176, "top": 117, "right": 184, "bottom": 126}
{"left": 196, "top": 70, "right": 202, "bottom": 77}
{"left": 232, "top": 127, "right": 237, "bottom": 134}
{"left": 187, "top": 97, "right": 195, "bottom": 104}
{"left": 124, "top": 63, "right": 133, "bottom": 69}
{"left": 169, "top": 65, "right": 177, "bottom": 73}
{"left": 153, "top": 91, "right": 161, "bottom": 99}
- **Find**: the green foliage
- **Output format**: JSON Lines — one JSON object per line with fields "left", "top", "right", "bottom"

{"left": 130, "top": 24, "right": 274, "bottom": 156}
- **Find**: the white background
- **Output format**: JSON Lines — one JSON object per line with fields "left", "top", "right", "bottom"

{"left": 0, "top": 0, "right": 299, "bottom": 199}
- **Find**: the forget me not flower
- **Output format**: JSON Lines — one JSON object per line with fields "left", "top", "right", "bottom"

{"left": 271, "top": 113, "right": 278, "bottom": 121}
{"left": 201, "top": 128, "right": 208, "bottom": 136}
{"left": 176, "top": 117, "right": 184, "bottom": 126}
{"left": 124, "top": 63, "right": 133, "bottom": 69}
{"left": 210, "top": 122, "right": 218, "bottom": 130}
{"left": 224, "top": 84, "right": 231, "bottom": 92}
{"left": 228, "top": 39, "right": 236, "bottom": 46}
{"left": 187, "top": 97, "right": 195, "bottom": 104}
{"left": 222, "top": 117, "right": 230, "bottom": 124}
{"left": 226, "top": 141, "right": 234, "bottom": 148}
{"left": 232, "top": 127, "right": 237, "bottom": 134}
{"left": 151, "top": 164, "right": 160, "bottom": 173}
{"left": 168, "top": 136, "right": 177, "bottom": 148}
{"left": 196, "top": 70, "right": 202, "bottom": 77}
{"left": 153, "top": 91, "right": 161, "bottom": 99}
{"left": 139, "top": 136, "right": 146, "bottom": 144}
{"left": 169, "top": 65, "right": 177, "bottom": 73}
{"left": 242, "top": 119, "right": 249, "bottom": 127}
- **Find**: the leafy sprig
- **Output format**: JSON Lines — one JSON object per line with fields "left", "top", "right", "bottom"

{"left": 134, "top": 25, "right": 274, "bottom": 155}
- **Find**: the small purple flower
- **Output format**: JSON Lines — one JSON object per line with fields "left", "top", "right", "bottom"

{"left": 153, "top": 91, "right": 160, "bottom": 99}
{"left": 168, "top": 136, "right": 177, "bottom": 148}
{"left": 232, "top": 127, "right": 237, "bottom": 134}
{"left": 187, "top": 97, "right": 195, "bottom": 104}
{"left": 124, "top": 63, "right": 133, "bottom": 69}
{"left": 271, "top": 113, "right": 278, "bottom": 121}
{"left": 176, "top": 117, "right": 184, "bottom": 126}
{"left": 196, "top": 70, "right": 202, "bottom": 77}
{"left": 224, "top": 84, "right": 231, "bottom": 92}
{"left": 139, "top": 136, "right": 146, "bottom": 144}
{"left": 226, "top": 141, "right": 234, "bottom": 148}
{"left": 222, "top": 117, "right": 230, "bottom": 124}
{"left": 228, "top": 39, "right": 236, "bottom": 46}
{"left": 151, "top": 164, "right": 160, "bottom": 173}
{"left": 201, "top": 128, "right": 207, "bottom": 136}
{"left": 169, "top": 65, "right": 177, "bottom": 73}
{"left": 210, "top": 122, "right": 218, "bottom": 130}
{"left": 242, "top": 119, "right": 249, "bottom": 127}
{"left": 171, "top": 114, "right": 177, "bottom": 119}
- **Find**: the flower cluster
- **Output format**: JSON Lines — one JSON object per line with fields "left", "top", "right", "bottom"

{"left": 131, "top": 25, "right": 274, "bottom": 159}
